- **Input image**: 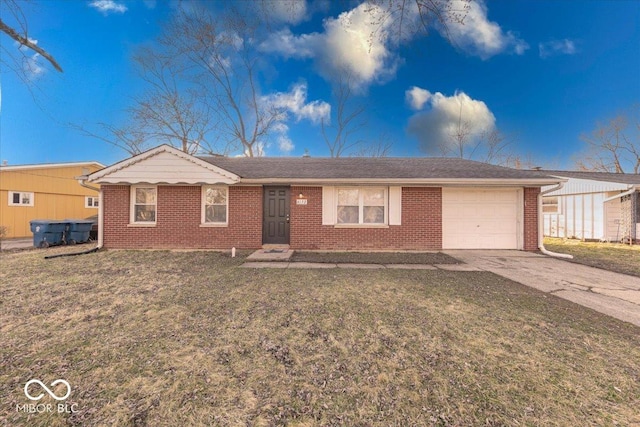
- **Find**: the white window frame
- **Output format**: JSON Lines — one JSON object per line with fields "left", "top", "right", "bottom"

{"left": 542, "top": 196, "right": 560, "bottom": 214}
{"left": 130, "top": 185, "right": 157, "bottom": 226}
{"left": 335, "top": 187, "right": 388, "bottom": 227}
{"left": 85, "top": 196, "right": 99, "bottom": 208}
{"left": 201, "top": 186, "right": 229, "bottom": 227}
{"left": 8, "top": 191, "right": 34, "bottom": 207}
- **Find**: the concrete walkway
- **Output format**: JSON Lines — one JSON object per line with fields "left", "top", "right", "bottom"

{"left": 241, "top": 262, "right": 478, "bottom": 271}
{"left": 0, "top": 238, "right": 33, "bottom": 251}
{"left": 445, "top": 250, "right": 640, "bottom": 327}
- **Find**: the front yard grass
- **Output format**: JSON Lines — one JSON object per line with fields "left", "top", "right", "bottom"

{"left": 544, "top": 237, "right": 640, "bottom": 278}
{"left": 1, "top": 248, "right": 639, "bottom": 426}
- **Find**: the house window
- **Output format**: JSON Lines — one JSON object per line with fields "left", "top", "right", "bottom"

{"left": 131, "top": 186, "right": 156, "bottom": 224}
{"left": 542, "top": 196, "right": 559, "bottom": 214}
{"left": 85, "top": 196, "right": 99, "bottom": 208}
{"left": 337, "top": 187, "right": 386, "bottom": 225}
{"left": 8, "top": 191, "right": 34, "bottom": 207}
{"left": 202, "top": 186, "right": 228, "bottom": 225}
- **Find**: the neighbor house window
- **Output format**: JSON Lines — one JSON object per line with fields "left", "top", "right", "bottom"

{"left": 337, "top": 187, "right": 386, "bottom": 225}
{"left": 202, "top": 186, "right": 228, "bottom": 225}
{"left": 85, "top": 196, "right": 99, "bottom": 208}
{"left": 131, "top": 186, "right": 156, "bottom": 224}
{"left": 8, "top": 191, "right": 34, "bottom": 207}
{"left": 542, "top": 196, "right": 559, "bottom": 214}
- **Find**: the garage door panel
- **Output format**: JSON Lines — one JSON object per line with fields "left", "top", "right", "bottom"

{"left": 442, "top": 188, "right": 521, "bottom": 249}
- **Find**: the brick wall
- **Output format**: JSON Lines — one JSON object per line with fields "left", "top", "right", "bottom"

{"left": 523, "top": 187, "right": 540, "bottom": 251}
{"left": 289, "top": 186, "right": 442, "bottom": 250}
{"left": 102, "top": 185, "right": 262, "bottom": 249}
{"left": 102, "top": 184, "right": 540, "bottom": 251}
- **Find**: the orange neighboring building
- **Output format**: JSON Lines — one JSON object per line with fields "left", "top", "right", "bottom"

{"left": 0, "top": 162, "right": 104, "bottom": 238}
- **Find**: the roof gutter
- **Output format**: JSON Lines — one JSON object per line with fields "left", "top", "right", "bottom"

{"left": 603, "top": 185, "right": 639, "bottom": 203}
{"left": 538, "top": 181, "right": 573, "bottom": 259}
{"left": 238, "top": 177, "right": 563, "bottom": 186}
{"left": 76, "top": 175, "right": 100, "bottom": 192}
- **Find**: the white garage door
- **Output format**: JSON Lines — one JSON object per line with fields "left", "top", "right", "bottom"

{"left": 442, "top": 188, "right": 521, "bottom": 249}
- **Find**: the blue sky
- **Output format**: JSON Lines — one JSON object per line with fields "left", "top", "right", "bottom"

{"left": 1, "top": 0, "right": 639, "bottom": 169}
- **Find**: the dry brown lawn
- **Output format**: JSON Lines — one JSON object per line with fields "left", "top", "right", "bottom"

{"left": 544, "top": 237, "right": 640, "bottom": 278}
{"left": 1, "top": 247, "right": 639, "bottom": 426}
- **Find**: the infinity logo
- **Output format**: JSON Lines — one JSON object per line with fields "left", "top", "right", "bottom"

{"left": 24, "top": 379, "right": 71, "bottom": 401}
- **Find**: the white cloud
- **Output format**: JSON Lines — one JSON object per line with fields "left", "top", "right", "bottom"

{"left": 405, "top": 86, "right": 432, "bottom": 111}
{"left": 89, "top": 0, "right": 127, "bottom": 15}
{"left": 406, "top": 89, "right": 496, "bottom": 154}
{"left": 261, "top": 83, "right": 330, "bottom": 154}
{"left": 539, "top": 39, "right": 577, "bottom": 58}
{"left": 23, "top": 53, "right": 45, "bottom": 80}
{"left": 260, "top": 28, "right": 317, "bottom": 59}
{"left": 15, "top": 39, "right": 46, "bottom": 80}
{"left": 443, "top": 0, "right": 528, "bottom": 59}
{"left": 260, "top": 2, "right": 403, "bottom": 89}
{"left": 277, "top": 135, "right": 295, "bottom": 153}
{"left": 263, "top": 83, "right": 330, "bottom": 124}
{"left": 143, "top": 0, "right": 157, "bottom": 9}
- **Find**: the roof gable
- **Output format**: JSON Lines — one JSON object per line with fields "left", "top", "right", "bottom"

{"left": 89, "top": 145, "right": 239, "bottom": 185}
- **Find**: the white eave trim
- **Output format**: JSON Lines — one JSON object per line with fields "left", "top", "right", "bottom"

{"left": 0, "top": 161, "right": 105, "bottom": 171}
{"left": 88, "top": 144, "right": 240, "bottom": 184}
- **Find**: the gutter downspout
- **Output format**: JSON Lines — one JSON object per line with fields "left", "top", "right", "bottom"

{"left": 538, "top": 181, "right": 573, "bottom": 259}
{"left": 76, "top": 175, "right": 103, "bottom": 250}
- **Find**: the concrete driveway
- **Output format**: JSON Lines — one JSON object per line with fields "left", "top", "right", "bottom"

{"left": 445, "top": 250, "right": 640, "bottom": 328}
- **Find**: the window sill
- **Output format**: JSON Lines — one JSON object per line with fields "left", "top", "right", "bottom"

{"left": 199, "top": 223, "right": 228, "bottom": 228}
{"left": 128, "top": 223, "right": 156, "bottom": 227}
{"left": 333, "top": 224, "right": 389, "bottom": 229}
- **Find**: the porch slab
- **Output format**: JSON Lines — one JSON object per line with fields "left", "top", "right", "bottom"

{"left": 247, "top": 248, "right": 294, "bottom": 261}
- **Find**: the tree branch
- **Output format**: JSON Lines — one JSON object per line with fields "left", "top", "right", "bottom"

{"left": 0, "top": 18, "right": 62, "bottom": 72}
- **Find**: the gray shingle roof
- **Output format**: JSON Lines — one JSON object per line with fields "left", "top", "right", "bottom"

{"left": 543, "top": 170, "right": 640, "bottom": 185}
{"left": 197, "top": 156, "right": 559, "bottom": 181}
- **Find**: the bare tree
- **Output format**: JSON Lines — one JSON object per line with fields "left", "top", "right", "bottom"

{"left": 0, "top": 0, "right": 62, "bottom": 84}
{"left": 75, "top": 4, "right": 287, "bottom": 156}
{"left": 158, "top": 5, "right": 285, "bottom": 157}
{"left": 72, "top": 48, "right": 221, "bottom": 156}
{"left": 576, "top": 107, "right": 640, "bottom": 173}
{"left": 321, "top": 72, "right": 367, "bottom": 157}
{"left": 440, "top": 118, "right": 518, "bottom": 166}
{"left": 350, "top": 132, "right": 394, "bottom": 157}
{"left": 366, "top": 0, "right": 471, "bottom": 42}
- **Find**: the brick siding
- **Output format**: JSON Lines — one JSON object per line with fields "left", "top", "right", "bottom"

{"left": 523, "top": 187, "right": 540, "bottom": 251}
{"left": 102, "top": 185, "right": 262, "bottom": 249}
{"left": 290, "top": 186, "right": 442, "bottom": 250}
{"left": 103, "top": 184, "right": 540, "bottom": 251}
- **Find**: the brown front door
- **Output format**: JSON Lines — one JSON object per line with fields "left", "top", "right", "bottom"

{"left": 263, "top": 186, "right": 290, "bottom": 244}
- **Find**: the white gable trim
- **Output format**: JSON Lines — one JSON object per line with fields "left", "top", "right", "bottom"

{"left": 88, "top": 145, "right": 239, "bottom": 185}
